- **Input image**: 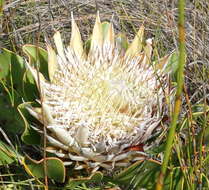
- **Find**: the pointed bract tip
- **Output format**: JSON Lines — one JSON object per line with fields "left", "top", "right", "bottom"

{"left": 125, "top": 25, "right": 144, "bottom": 57}
{"left": 96, "top": 11, "right": 101, "bottom": 24}
{"left": 70, "top": 12, "right": 84, "bottom": 59}
{"left": 146, "top": 38, "right": 153, "bottom": 45}
{"left": 105, "top": 22, "right": 115, "bottom": 45}
{"left": 53, "top": 31, "right": 64, "bottom": 57}
{"left": 71, "top": 11, "right": 74, "bottom": 19}
{"left": 90, "top": 11, "right": 103, "bottom": 52}
{"left": 47, "top": 44, "right": 58, "bottom": 82}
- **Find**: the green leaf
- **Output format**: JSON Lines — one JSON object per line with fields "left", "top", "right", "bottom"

{"left": 113, "top": 160, "right": 161, "bottom": 189}
{"left": 0, "top": 48, "right": 25, "bottom": 93}
{"left": 114, "top": 160, "right": 144, "bottom": 182}
{"left": 67, "top": 172, "right": 103, "bottom": 189}
{"left": 101, "top": 22, "right": 110, "bottom": 39}
{"left": 84, "top": 38, "right": 91, "bottom": 55}
{"left": 0, "top": 140, "right": 21, "bottom": 165}
{"left": 0, "top": 49, "right": 10, "bottom": 79}
{"left": 113, "top": 159, "right": 186, "bottom": 190}
{"left": 18, "top": 102, "right": 41, "bottom": 145}
{"left": 164, "top": 167, "right": 184, "bottom": 190}
{"left": 202, "top": 173, "right": 209, "bottom": 188}
{"left": 24, "top": 157, "right": 65, "bottom": 182}
{"left": 0, "top": 93, "right": 25, "bottom": 133}
{"left": 22, "top": 45, "right": 49, "bottom": 80}
{"left": 0, "top": 48, "right": 39, "bottom": 134}
{"left": 115, "top": 33, "right": 129, "bottom": 53}
{"left": 22, "top": 69, "right": 39, "bottom": 101}
{"left": 0, "top": 48, "right": 38, "bottom": 102}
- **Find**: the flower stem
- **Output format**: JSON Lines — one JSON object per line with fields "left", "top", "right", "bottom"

{"left": 156, "top": 0, "right": 186, "bottom": 189}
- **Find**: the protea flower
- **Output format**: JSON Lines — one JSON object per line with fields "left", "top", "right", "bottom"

{"left": 25, "top": 13, "right": 172, "bottom": 172}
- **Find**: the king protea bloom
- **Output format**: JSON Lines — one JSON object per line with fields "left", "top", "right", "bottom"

{"left": 26, "top": 13, "right": 172, "bottom": 171}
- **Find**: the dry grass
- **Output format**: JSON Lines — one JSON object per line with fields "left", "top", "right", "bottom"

{"left": 1, "top": 0, "right": 208, "bottom": 104}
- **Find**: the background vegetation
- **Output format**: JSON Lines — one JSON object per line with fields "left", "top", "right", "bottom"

{"left": 0, "top": 0, "right": 208, "bottom": 189}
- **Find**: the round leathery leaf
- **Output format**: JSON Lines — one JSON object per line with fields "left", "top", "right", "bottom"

{"left": 22, "top": 45, "right": 49, "bottom": 80}
{"left": 24, "top": 156, "right": 65, "bottom": 183}
{"left": 67, "top": 172, "right": 103, "bottom": 189}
